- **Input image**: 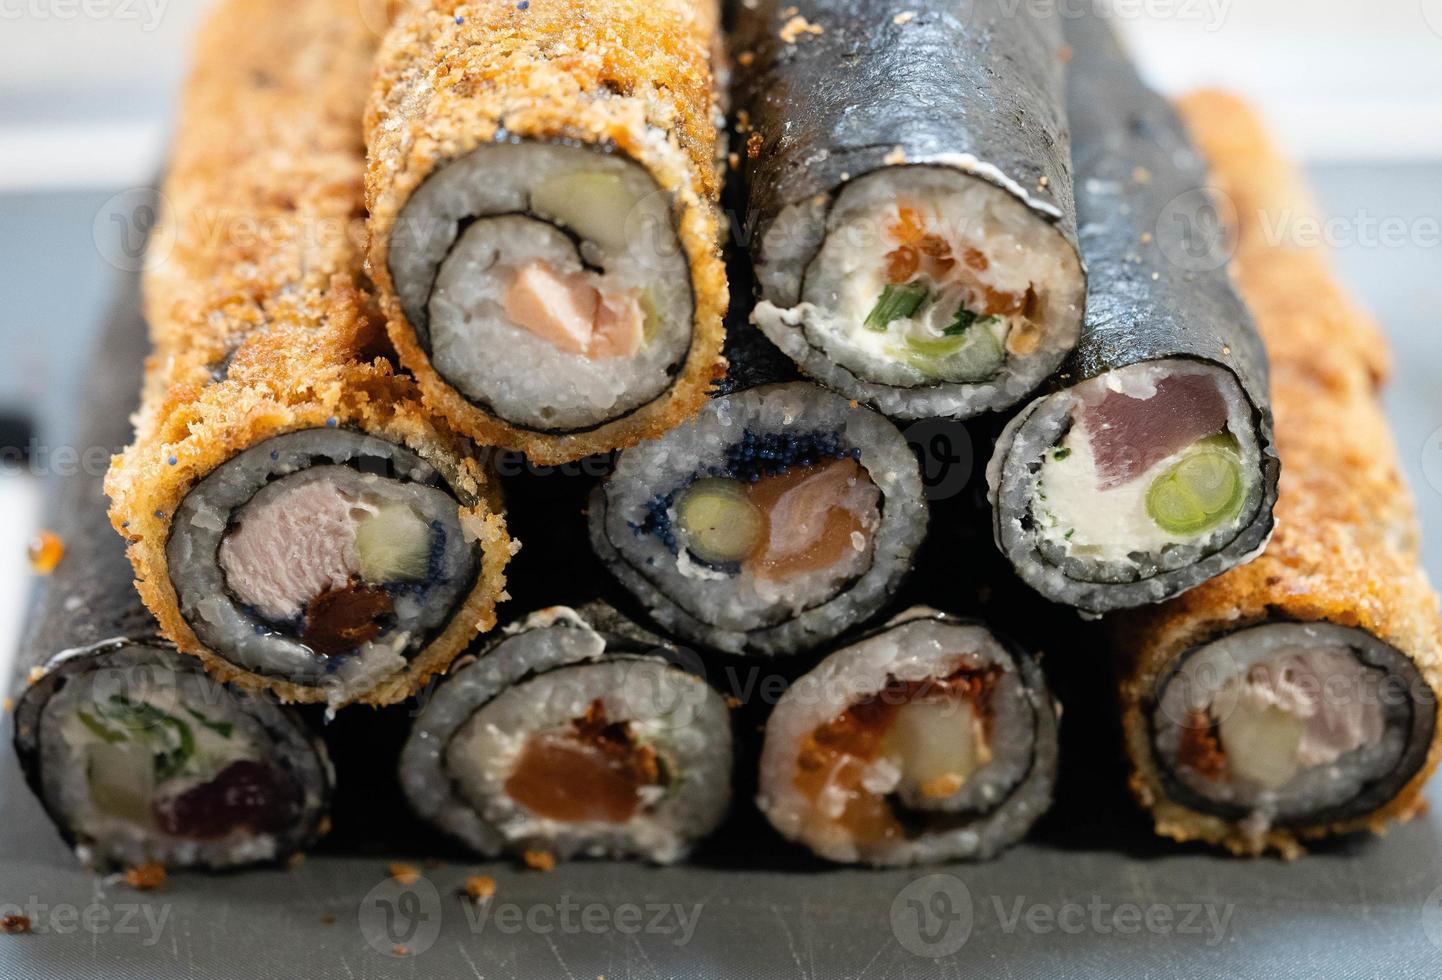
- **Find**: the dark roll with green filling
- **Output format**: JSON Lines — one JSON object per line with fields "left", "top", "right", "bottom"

{"left": 757, "top": 607, "right": 1058, "bottom": 865}
{"left": 986, "top": 11, "right": 1280, "bottom": 615}
{"left": 734, "top": 0, "right": 1086, "bottom": 419}
{"left": 588, "top": 326, "right": 928, "bottom": 656}
{"left": 12, "top": 281, "right": 332, "bottom": 871}
{"left": 400, "top": 605, "right": 732, "bottom": 864}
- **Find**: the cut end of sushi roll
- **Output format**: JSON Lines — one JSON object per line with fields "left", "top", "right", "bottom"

{"left": 400, "top": 607, "right": 732, "bottom": 864}
{"left": 757, "top": 609, "right": 1058, "bottom": 866}
{"left": 990, "top": 359, "right": 1278, "bottom": 613}
{"left": 1146, "top": 622, "right": 1436, "bottom": 846}
{"left": 165, "top": 428, "right": 482, "bottom": 705}
{"left": 589, "top": 382, "right": 928, "bottom": 655}
{"left": 387, "top": 142, "right": 696, "bottom": 436}
{"left": 753, "top": 165, "right": 1085, "bottom": 419}
{"left": 12, "top": 641, "right": 332, "bottom": 871}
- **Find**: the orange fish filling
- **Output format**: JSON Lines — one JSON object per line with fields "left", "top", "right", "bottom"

{"left": 882, "top": 203, "right": 1028, "bottom": 319}
{"left": 742, "top": 457, "right": 875, "bottom": 581}
{"left": 504, "top": 699, "right": 663, "bottom": 824}
{"left": 793, "top": 668, "right": 999, "bottom": 846}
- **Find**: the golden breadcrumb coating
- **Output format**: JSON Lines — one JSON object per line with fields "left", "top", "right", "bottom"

{"left": 105, "top": 0, "right": 513, "bottom": 707}
{"left": 1114, "top": 91, "right": 1442, "bottom": 856}
{"left": 366, "top": 0, "right": 728, "bottom": 464}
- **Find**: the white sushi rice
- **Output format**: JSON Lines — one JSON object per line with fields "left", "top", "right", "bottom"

{"left": 399, "top": 609, "right": 732, "bottom": 864}
{"left": 167, "top": 429, "right": 479, "bottom": 704}
{"left": 28, "top": 643, "right": 331, "bottom": 870}
{"left": 589, "top": 382, "right": 928, "bottom": 656}
{"left": 753, "top": 165, "right": 1085, "bottom": 419}
{"left": 390, "top": 141, "right": 693, "bottom": 432}
{"left": 988, "top": 359, "right": 1276, "bottom": 613}
{"left": 757, "top": 609, "right": 1058, "bottom": 866}
{"left": 1151, "top": 622, "right": 1434, "bottom": 835}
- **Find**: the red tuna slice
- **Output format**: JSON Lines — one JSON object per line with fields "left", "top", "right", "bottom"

{"left": 1081, "top": 371, "right": 1228, "bottom": 489}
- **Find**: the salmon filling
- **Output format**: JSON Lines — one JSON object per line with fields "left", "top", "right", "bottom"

{"left": 793, "top": 666, "right": 999, "bottom": 846}
{"left": 503, "top": 260, "right": 646, "bottom": 359}
{"left": 504, "top": 700, "right": 665, "bottom": 824}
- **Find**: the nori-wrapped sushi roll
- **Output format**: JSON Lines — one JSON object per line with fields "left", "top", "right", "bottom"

{"left": 365, "top": 0, "right": 728, "bottom": 464}
{"left": 105, "top": 0, "right": 513, "bottom": 709}
{"left": 1115, "top": 92, "right": 1442, "bottom": 857}
{"left": 588, "top": 324, "right": 928, "bottom": 656}
{"left": 734, "top": 0, "right": 1086, "bottom": 419}
{"left": 986, "top": 12, "right": 1280, "bottom": 615}
{"left": 400, "top": 605, "right": 732, "bottom": 864}
{"left": 757, "top": 607, "right": 1058, "bottom": 865}
{"left": 12, "top": 275, "right": 332, "bottom": 872}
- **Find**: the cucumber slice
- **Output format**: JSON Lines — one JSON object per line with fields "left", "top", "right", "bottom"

{"left": 1146, "top": 438, "right": 1245, "bottom": 535}
{"left": 87, "top": 740, "right": 155, "bottom": 825}
{"left": 530, "top": 171, "right": 641, "bottom": 254}
{"left": 355, "top": 504, "right": 433, "bottom": 583}
{"left": 676, "top": 479, "right": 765, "bottom": 565}
{"left": 1218, "top": 700, "right": 1303, "bottom": 789}
{"left": 886, "top": 317, "right": 1006, "bottom": 381}
{"left": 883, "top": 699, "right": 989, "bottom": 799}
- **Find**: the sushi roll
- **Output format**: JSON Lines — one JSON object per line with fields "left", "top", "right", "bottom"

{"left": 986, "top": 12, "right": 1280, "bottom": 615}
{"left": 1115, "top": 92, "right": 1442, "bottom": 856}
{"left": 757, "top": 608, "right": 1058, "bottom": 865}
{"left": 12, "top": 277, "right": 332, "bottom": 872}
{"left": 399, "top": 606, "right": 732, "bottom": 864}
{"left": 733, "top": 0, "right": 1086, "bottom": 419}
{"left": 365, "top": 0, "right": 728, "bottom": 464}
{"left": 105, "top": 0, "right": 513, "bottom": 708}
{"left": 588, "top": 369, "right": 928, "bottom": 656}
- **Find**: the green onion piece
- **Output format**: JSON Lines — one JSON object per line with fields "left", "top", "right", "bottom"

{"left": 77, "top": 709, "right": 127, "bottom": 744}
{"left": 184, "top": 706, "right": 234, "bottom": 740}
{"left": 105, "top": 695, "right": 196, "bottom": 782}
{"left": 943, "top": 307, "right": 978, "bottom": 336}
{"left": 864, "top": 282, "right": 928, "bottom": 331}
{"left": 676, "top": 478, "right": 765, "bottom": 566}
{"left": 1146, "top": 443, "right": 1246, "bottom": 535}
{"left": 889, "top": 316, "right": 1005, "bottom": 381}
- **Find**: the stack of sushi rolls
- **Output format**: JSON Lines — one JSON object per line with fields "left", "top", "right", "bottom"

{"left": 986, "top": 11, "right": 1281, "bottom": 617}
{"left": 105, "top": 0, "right": 514, "bottom": 709}
{"left": 733, "top": 0, "right": 1087, "bottom": 420}
{"left": 400, "top": 605, "right": 733, "bottom": 864}
{"left": 366, "top": 0, "right": 729, "bottom": 465}
{"left": 1114, "top": 90, "right": 1442, "bottom": 856}
{"left": 12, "top": 275, "right": 333, "bottom": 872}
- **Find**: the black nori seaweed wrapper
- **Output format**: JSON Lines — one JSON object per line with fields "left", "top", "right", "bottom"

{"left": 1054, "top": 11, "right": 1279, "bottom": 424}
{"left": 732, "top": 0, "right": 1078, "bottom": 274}
{"left": 10, "top": 264, "right": 332, "bottom": 865}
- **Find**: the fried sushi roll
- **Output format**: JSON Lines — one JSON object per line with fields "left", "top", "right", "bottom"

{"left": 365, "top": 0, "right": 728, "bottom": 464}
{"left": 105, "top": 0, "right": 512, "bottom": 708}
{"left": 987, "top": 13, "right": 1280, "bottom": 615}
{"left": 1115, "top": 92, "right": 1442, "bottom": 857}
{"left": 13, "top": 278, "right": 332, "bottom": 872}
{"left": 757, "top": 608, "right": 1057, "bottom": 865}
{"left": 588, "top": 371, "right": 928, "bottom": 656}
{"left": 400, "top": 606, "right": 732, "bottom": 864}
{"left": 734, "top": 0, "right": 1086, "bottom": 419}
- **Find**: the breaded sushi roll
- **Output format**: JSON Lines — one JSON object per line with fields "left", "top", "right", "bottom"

{"left": 757, "top": 608, "right": 1058, "bottom": 865}
{"left": 1115, "top": 92, "right": 1442, "bottom": 857}
{"left": 588, "top": 377, "right": 928, "bottom": 656}
{"left": 400, "top": 606, "right": 732, "bottom": 864}
{"left": 366, "top": 0, "right": 728, "bottom": 464}
{"left": 987, "top": 13, "right": 1280, "bottom": 615}
{"left": 12, "top": 279, "right": 332, "bottom": 872}
{"left": 734, "top": 0, "right": 1086, "bottom": 419}
{"left": 105, "top": 0, "right": 512, "bottom": 708}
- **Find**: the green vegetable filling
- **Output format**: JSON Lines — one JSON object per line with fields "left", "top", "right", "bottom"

{"left": 675, "top": 478, "right": 764, "bottom": 565}
{"left": 864, "top": 282, "right": 928, "bottom": 331}
{"left": 1146, "top": 436, "right": 1246, "bottom": 535}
